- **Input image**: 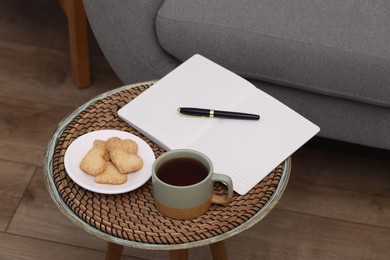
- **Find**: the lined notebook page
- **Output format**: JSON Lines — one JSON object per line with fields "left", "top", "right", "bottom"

{"left": 187, "top": 89, "right": 320, "bottom": 194}
{"left": 118, "top": 54, "right": 251, "bottom": 150}
{"left": 118, "top": 54, "right": 320, "bottom": 195}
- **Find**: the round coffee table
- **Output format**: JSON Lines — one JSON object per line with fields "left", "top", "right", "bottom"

{"left": 43, "top": 81, "right": 291, "bottom": 260}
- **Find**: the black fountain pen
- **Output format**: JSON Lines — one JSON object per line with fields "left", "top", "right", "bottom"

{"left": 178, "top": 107, "right": 260, "bottom": 120}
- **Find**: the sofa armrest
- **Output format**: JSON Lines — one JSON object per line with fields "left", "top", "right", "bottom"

{"left": 83, "top": 0, "right": 179, "bottom": 84}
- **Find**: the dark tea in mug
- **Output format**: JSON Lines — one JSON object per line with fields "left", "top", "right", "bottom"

{"left": 156, "top": 157, "right": 208, "bottom": 186}
{"left": 152, "top": 149, "right": 234, "bottom": 220}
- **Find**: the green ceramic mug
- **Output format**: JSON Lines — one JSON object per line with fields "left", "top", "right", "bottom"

{"left": 152, "top": 149, "right": 234, "bottom": 220}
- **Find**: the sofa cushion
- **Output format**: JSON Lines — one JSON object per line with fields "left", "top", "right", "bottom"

{"left": 156, "top": 0, "right": 390, "bottom": 107}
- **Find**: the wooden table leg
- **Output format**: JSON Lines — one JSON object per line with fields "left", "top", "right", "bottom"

{"left": 105, "top": 242, "right": 124, "bottom": 260}
{"left": 169, "top": 249, "right": 188, "bottom": 260}
{"left": 210, "top": 241, "right": 228, "bottom": 260}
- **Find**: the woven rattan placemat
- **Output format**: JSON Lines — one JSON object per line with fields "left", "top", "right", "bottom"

{"left": 51, "top": 82, "right": 284, "bottom": 245}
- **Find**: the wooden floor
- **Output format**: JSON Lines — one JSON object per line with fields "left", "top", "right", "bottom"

{"left": 1, "top": 1, "right": 390, "bottom": 259}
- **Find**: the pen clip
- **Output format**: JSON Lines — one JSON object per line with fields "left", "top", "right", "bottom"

{"left": 177, "top": 108, "right": 207, "bottom": 118}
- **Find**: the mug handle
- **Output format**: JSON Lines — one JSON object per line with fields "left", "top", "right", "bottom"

{"left": 210, "top": 173, "right": 234, "bottom": 205}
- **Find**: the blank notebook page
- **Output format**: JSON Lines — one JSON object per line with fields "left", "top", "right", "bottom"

{"left": 118, "top": 54, "right": 320, "bottom": 195}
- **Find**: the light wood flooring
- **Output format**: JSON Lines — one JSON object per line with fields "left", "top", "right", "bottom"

{"left": 1, "top": 1, "right": 390, "bottom": 259}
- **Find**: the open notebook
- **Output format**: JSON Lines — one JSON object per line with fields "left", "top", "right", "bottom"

{"left": 118, "top": 55, "right": 320, "bottom": 195}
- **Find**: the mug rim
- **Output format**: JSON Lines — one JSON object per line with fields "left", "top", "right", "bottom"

{"left": 152, "top": 149, "right": 213, "bottom": 188}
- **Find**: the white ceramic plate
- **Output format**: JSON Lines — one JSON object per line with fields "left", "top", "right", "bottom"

{"left": 64, "top": 130, "right": 155, "bottom": 194}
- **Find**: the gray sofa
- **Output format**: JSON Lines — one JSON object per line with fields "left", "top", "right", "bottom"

{"left": 83, "top": 0, "right": 390, "bottom": 150}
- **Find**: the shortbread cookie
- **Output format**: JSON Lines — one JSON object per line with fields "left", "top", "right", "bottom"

{"left": 95, "top": 162, "right": 127, "bottom": 185}
{"left": 110, "top": 150, "right": 143, "bottom": 174}
{"left": 106, "top": 137, "right": 138, "bottom": 154}
{"left": 79, "top": 139, "right": 108, "bottom": 176}
{"left": 94, "top": 139, "right": 110, "bottom": 161}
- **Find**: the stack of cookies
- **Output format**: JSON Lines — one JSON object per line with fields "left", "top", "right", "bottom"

{"left": 80, "top": 137, "right": 143, "bottom": 185}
